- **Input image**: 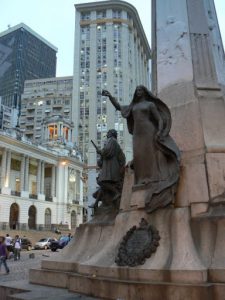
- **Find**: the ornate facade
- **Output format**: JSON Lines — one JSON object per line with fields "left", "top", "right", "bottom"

{"left": 0, "top": 131, "right": 85, "bottom": 231}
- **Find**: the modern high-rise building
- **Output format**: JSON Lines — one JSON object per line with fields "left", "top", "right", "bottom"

{"left": 0, "top": 23, "right": 57, "bottom": 109}
{"left": 73, "top": 0, "right": 151, "bottom": 166}
{"left": 20, "top": 76, "right": 74, "bottom": 147}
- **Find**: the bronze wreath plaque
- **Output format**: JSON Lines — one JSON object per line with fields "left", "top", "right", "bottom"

{"left": 115, "top": 218, "right": 160, "bottom": 267}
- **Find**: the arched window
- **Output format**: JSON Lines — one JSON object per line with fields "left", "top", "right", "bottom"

{"left": 28, "top": 205, "right": 36, "bottom": 229}
{"left": 45, "top": 208, "right": 51, "bottom": 230}
{"left": 9, "top": 203, "right": 19, "bottom": 229}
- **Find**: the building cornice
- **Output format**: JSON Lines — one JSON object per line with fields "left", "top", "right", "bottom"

{"left": 0, "top": 132, "right": 85, "bottom": 168}
{"left": 75, "top": 0, "right": 151, "bottom": 59}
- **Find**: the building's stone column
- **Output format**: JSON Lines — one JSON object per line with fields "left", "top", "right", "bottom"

{"left": 41, "top": 161, "right": 45, "bottom": 194}
{"left": 37, "top": 159, "right": 42, "bottom": 194}
{"left": 2, "top": 150, "right": 11, "bottom": 194}
{"left": 79, "top": 171, "right": 83, "bottom": 206}
{"left": 55, "top": 161, "right": 67, "bottom": 224}
{"left": 5, "top": 150, "right": 11, "bottom": 187}
{"left": 54, "top": 165, "right": 58, "bottom": 202}
{"left": 51, "top": 165, "right": 56, "bottom": 198}
{"left": 76, "top": 170, "right": 81, "bottom": 202}
{"left": 21, "top": 156, "right": 29, "bottom": 198}
{"left": 20, "top": 155, "right": 25, "bottom": 192}
{"left": 65, "top": 165, "right": 69, "bottom": 202}
{"left": 21, "top": 155, "right": 29, "bottom": 198}
{"left": 0, "top": 148, "right": 7, "bottom": 188}
{"left": 25, "top": 156, "right": 29, "bottom": 191}
{"left": 38, "top": 160, "right": 45, "bottom": 200}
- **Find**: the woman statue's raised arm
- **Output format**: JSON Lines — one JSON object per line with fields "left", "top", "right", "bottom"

{"left": 102, "top": 90, "right": 121, "bottom": 111}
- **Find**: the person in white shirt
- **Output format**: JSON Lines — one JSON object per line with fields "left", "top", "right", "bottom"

{"left": 5, "top": 234, "right": 12, "bottom": 251}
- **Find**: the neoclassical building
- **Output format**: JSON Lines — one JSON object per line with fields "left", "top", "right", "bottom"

{"left": 0, "top": 130, "right": 85, "bottom": 231}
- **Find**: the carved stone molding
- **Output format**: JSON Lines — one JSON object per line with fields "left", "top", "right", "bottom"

{"left": 115, "top": 218, "right": 160, "bottom": 267}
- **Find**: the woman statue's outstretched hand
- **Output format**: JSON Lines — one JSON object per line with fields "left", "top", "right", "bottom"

{"left": 102, "top": 90, "right": 112, "bottom": 98}
{"left": 102, "top": 90, "right": 121, "bottom": 111}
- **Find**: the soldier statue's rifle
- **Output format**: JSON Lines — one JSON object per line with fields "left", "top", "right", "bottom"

{"left": 91, "top": 140, "right": 101, "bottom": 155}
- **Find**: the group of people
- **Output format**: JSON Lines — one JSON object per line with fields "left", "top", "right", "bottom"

{"left": 0, "top": 234, "right": 22, "bottom": 275}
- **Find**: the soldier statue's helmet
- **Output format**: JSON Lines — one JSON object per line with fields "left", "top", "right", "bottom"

{"left": 107, "top": 129, "right": 117, "bottom": 139}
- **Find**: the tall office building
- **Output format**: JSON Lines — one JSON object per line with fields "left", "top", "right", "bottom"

{"left": 73, "top": 0, "right": 151, "bottom": 165}
{"left": 0, "top": 23, "right": 57, "bottom": 109}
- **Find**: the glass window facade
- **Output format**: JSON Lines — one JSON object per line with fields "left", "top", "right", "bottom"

{"left": 0, "top": 26, "right": 57, "bottom": 109}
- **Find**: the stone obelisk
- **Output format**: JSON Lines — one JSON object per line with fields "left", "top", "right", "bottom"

{"left": 152, "top": 0, "right": 225, "bottom": 216}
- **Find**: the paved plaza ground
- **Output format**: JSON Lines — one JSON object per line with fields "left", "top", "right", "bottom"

{"left": 0, "top": 231, "right": 99, "bottom": 299}
{"left": 0, "top": 248, "right": 54, "bottom": 281}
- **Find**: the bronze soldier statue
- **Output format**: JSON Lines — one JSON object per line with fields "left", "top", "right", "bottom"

{"left": 90, "top": 129, "right": 126, "bottom": 211}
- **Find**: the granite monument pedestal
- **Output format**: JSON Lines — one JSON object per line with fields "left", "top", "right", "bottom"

{"left": 29, "top": 167, "right": 225, "bottom": 299}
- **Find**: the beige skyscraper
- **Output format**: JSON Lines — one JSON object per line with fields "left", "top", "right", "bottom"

{"left": 73, "top": 0, "right": 151, "bottom": 162}
{"left": 72, "top": 0, "right": 151, "bottom": 211}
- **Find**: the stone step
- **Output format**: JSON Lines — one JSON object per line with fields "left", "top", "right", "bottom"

{"left": 29, "top": 267, "right": 218, "bottom": 300}
{"left": 0, "top": 280, "right": 99, "bottom": 300}
{"left": 68, "top": 272, "right": 213, "bottom": 300}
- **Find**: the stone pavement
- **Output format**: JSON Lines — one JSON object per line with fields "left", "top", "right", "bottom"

{"left": 0, "top": 249, "right": 100, "bottom": 300}
{"left": 0, "top": 249, "right": 46, "bottom": 282}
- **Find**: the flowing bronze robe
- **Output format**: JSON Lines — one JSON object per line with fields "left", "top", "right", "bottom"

{"left": 121, "top": 98, "right": 180, "bottom": 213}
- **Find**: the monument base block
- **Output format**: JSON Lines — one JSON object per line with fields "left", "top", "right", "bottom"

{"left": 29, "top": 169, "right": 225, "bottom": 299}
{"left": 29, "top": 211, "right": 225, "bottom": 299}
{"left": 30, "top": 267, "right": 222, "bottom": 300}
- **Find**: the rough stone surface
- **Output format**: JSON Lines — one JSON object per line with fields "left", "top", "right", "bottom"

{"left": 176, "top": 162, "right": 209, "bottom": 208}
{"left": 206, "top": 153, "right": 225, "bottom": 201}
{"left": 0, "top": 250, "right": 97, "bottom": 300}
{"left": 27, "top": 166, "right": 225, "bottom": 299}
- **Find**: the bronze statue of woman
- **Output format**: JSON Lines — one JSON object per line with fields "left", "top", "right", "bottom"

{"left": 102, "top": 86, "right": 180, "bottom": 213}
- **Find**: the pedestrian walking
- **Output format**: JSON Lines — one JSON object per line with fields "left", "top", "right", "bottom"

{"left": 0, "top": 236, "right": 9, "bottom": 274}
{"left": 14, "top": 235, "right": 21, "bottom": 261}
{"left": 5, "top": 234, "right": 12, "bottom": 251}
